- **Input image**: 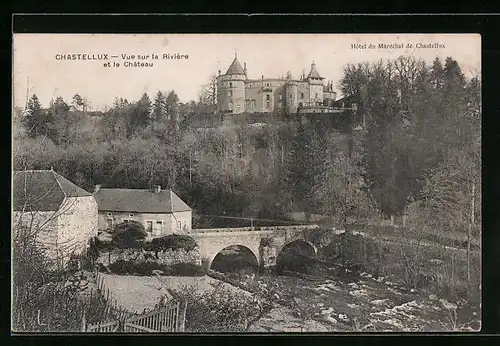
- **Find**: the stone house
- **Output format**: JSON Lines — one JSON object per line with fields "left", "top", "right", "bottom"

{"left": 93, "top": 185, "right": 192, "bottom": 237}
{"left": 12, "top": 169, "right": 98, "bottom": 264}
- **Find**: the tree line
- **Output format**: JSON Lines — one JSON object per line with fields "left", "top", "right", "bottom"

{"left": 13, "top": 56, "right": 480, "bottom": 236}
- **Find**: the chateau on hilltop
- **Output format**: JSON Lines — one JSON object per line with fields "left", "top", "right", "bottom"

{"left": 216, "top": 55, "right": 337, "bottom": 115}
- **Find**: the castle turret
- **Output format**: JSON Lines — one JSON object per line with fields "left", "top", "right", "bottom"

{"left": 307, "top": 61, "right": 325, "bottom": 106}
{"left": 216, "top": 54, "right": 246, "bottom": 114}
{"left": 286, "top": 79, "right": 298, "bottom": 114}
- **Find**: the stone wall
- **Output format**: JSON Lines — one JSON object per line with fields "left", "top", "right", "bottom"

{"left": 97, "top": 248, "right": 201, "bottom": 267}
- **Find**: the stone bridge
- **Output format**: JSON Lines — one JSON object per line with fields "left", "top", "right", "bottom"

{"left": 189, "top": 225, "right": 342, "bottom": 269}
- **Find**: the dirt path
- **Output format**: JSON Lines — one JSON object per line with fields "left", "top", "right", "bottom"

{"left": 100, "top": 274, "right": 251, "bottom": 313}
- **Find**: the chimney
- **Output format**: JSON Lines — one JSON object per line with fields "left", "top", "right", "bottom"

{"left": 94, "top": 184, "right": 101, "bottom": 193}
{"left": 155, "top": 185, "right": 162, "bottom": 194}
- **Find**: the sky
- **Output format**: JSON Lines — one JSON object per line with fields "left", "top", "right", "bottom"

{"left": 13, "top": 34, "right": 480, "bottom": 111}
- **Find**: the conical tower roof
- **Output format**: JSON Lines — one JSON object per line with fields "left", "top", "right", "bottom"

{"left": 307, "top": 61, "right": 324, "bottom": 79}
{"left": 225, "top": 55, "right": 245, "bottom": 75}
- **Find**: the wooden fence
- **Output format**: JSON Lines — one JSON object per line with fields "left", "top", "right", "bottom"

{"left": 124, "top": 300, "right": 186, "bottom": 332}
{"left": 85, "top": 299, "right": 186, "bottom": 333}
{"left": 83, "top": 266, "right": 187, "bottom": 333}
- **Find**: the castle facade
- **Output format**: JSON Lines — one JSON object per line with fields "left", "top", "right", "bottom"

{"left": 216, "top": 55, "right": 337, "bottom": 115}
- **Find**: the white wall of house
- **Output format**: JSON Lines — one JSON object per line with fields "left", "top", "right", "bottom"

{"left": 12, "top": 195, "right": 98, "bottom": 264}
{"left": 171, "top": 211, "right": 192, "bottom": 233}
{"left": 57, "top": 196, "right": 98, "bottom": 258}
{"left": 98, "top": 210, "right": 192, "bottom": 236}
{"left": 12, "top": 210, "right": 60, "bottom": 258}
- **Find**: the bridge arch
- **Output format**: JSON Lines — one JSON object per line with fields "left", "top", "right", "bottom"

{"left": 277, "top": 239, "right": 318, "bottom": 258}
{"left": 207, "top": 245, "right": 260, "bottom": 273}
{"left": 275, "top": 239, "right": 318, "bottom": 273}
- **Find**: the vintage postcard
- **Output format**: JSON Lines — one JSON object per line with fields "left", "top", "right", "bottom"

{"left": 12, "top": 33, "right": 481, "bottom": 333}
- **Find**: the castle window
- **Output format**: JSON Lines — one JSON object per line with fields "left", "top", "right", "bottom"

{"left": 266, "top": 94, "right": 270, "bottom": 101}
{"left": 289, "top": 94, "right": 292, "bottom": 99}
{"left": 315, "top": 93, "right": 318, "bottom": 98}
{"left": 266, "top": 101, "right": 271, "bottom": 109}
{"left": 301, "top": 92, "right": 304, "bottom": 99}
{"left": 279, "top": 94, "right": 282, "bottom": 100}
{"left": 229, "top": 90, "right": 233, "bottom": 97}
{"left": 266, "top": 83, "right": 270, "bottom": 86}
{"left": 229, "top": 82, "right": 232, "bottom": 88}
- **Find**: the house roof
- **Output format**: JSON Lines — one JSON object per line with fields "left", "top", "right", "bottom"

{"left": 332, "top": 93, "right": 359, "bottom": 107}
{"left": 93, "top": 188, "right": 192, "bottom": 214}
{"left": 225, "top": 56, "right": 245, "bottom": 75}
{"left": 307, "top": 62, "right": 324, "bottom": 79}
{"left": 13, "top": 170, "right": 91, "bottom": 212}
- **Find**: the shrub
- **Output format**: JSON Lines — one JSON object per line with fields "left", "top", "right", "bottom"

{"left": 150, "top": 234, "right": 198, "bottom": 252}
{"left": 170, "top": 263, "right": 206, "bottom": 276}
{"left": 112, "top": 222, "right": 147, "bottom": 248}
{"left": 107, "top": 259, "right": 205, "bottom": 277}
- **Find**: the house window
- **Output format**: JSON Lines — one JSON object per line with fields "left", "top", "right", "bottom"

{"left": 146, "top": 221, "right": 153, "bottom": 233}
{"left": 228, "top": 100, "right": 233, "bottom": 110}
{"left": 266, "top": 101, "right": 271, "bottom": 109}
{"left": 266, "top": 94, "right": 270, "bottom": 101}
{"left": 229, "top": 82, "right": 232, "bottom": 88}
{"left": 123, "top": 219, "right": 129, "bottom": 224}
{"left": 266, "top": 83, "right": 270, "bottom": 86}
{"left": 106, "top": 212, "right": 113, "bottom": 217}
{"left": 229, "top": 90, "right": 233, "bottom": 97}
{"left": 177, "top": 221, "right": 182, "bottom": 229}
{"left": 289, "top": 94, "right": 292, "bottom": 99}
{"left": 279, "top": 94, "right": 282, "bottom": 100}
{"left": 301, "top": 92, "right": 304, "bottom": 99}
{"left": 129, "top": 213, "right": 135, "bottom": 217}
{"left": 315, "top": 93, "right": 318, "bottom": 98}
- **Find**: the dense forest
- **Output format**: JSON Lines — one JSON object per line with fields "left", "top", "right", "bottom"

{"left": 13, "top": 56, "right": 481, "bottom": 236}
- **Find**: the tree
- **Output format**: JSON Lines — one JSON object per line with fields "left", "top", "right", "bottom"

{"left": 313, "top": 150, "right": 376, "bottom": 228}
{"left": 22, "top": 94, "right": 55, "bottom": 139}
{"left": 129, "top": 93, "right": 152, "bottom": 131}
{"left": 72, "top": 93, "right": 89, "bottom": 112}
{"left": 165, "top": 90, "right": 180, "bottom": 122}
{"left": 199, "top": 74, "right": 218, "bottom": 112}
{"left": 49, "top": 97, "right": 73, "bottom": 147}
{"left": 152, "top": 91, "right": 166, "bottom": 121}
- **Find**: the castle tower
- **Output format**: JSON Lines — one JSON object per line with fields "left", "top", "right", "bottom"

{"left": 307, "top": 61, "right": 325, "bottom": 106}
{"left": 285, "top": 71, "right": 298, "bottom": 114}
{"left": 216, "top": 54, "right": 246, "bottom": 114}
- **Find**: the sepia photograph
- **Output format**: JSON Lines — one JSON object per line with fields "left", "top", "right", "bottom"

{"left": 12, "top": 33, "right": 481, "bottom": 333}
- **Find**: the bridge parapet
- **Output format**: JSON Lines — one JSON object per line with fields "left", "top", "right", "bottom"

{"left": 191, "top": 224, "right": 320, "bottom": 234}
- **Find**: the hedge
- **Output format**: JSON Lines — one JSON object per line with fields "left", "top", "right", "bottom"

{"left": 107, "top": 260, "right": 206, "bottom": 277}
